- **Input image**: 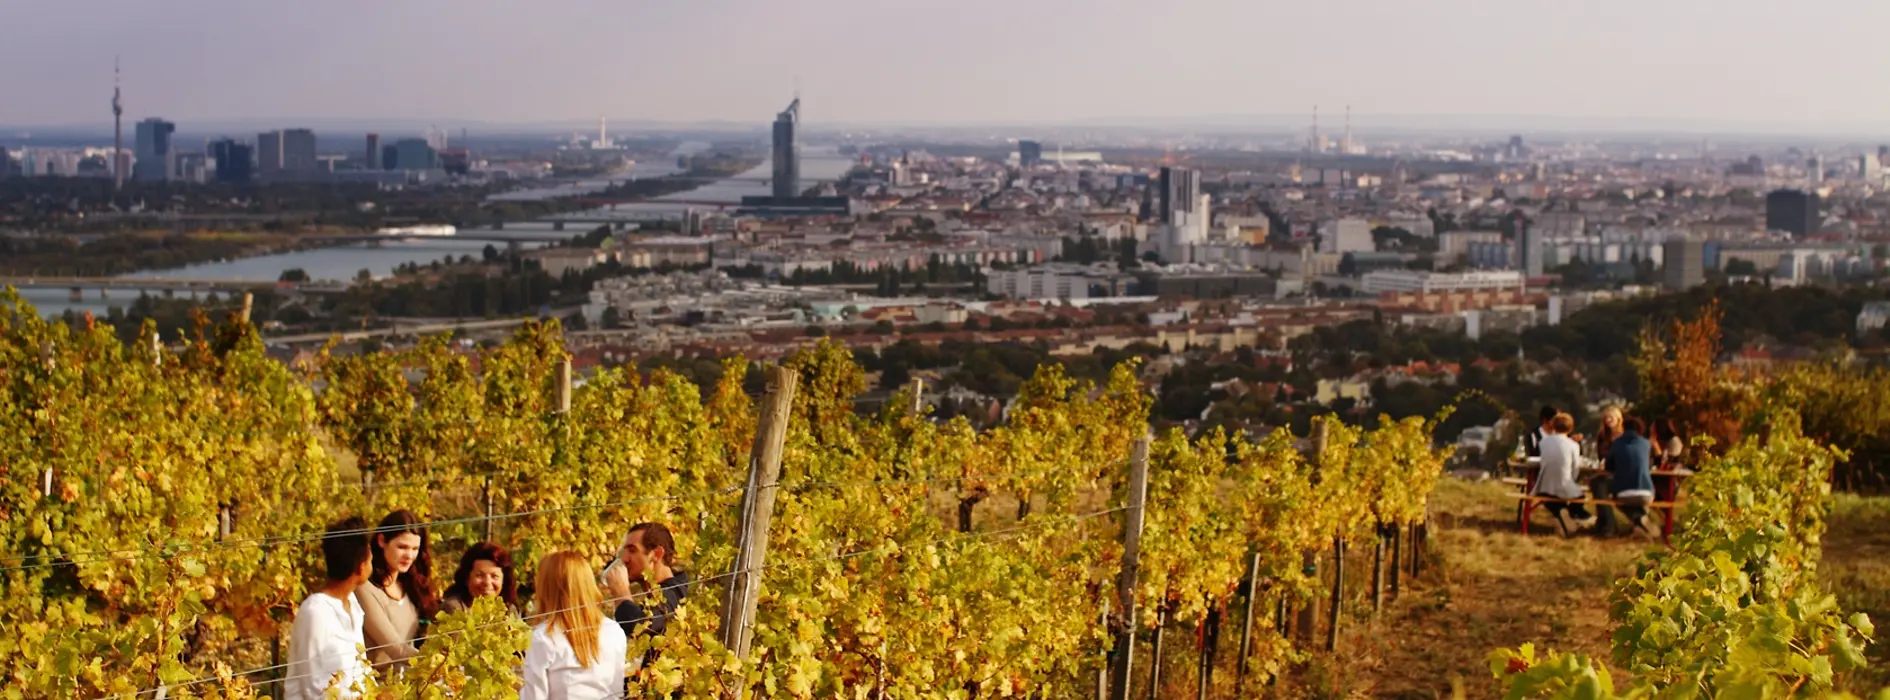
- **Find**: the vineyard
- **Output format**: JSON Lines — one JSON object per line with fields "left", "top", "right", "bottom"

{"left": 2, "top": 288, "right": 1883, "bottom": 699}
{"left": 0, "top": 292, "right": 1449, "bottom": 699}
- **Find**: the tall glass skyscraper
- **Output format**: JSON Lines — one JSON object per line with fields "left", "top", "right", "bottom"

{"left": 771, "top": 98, "right": 800, "bottom": 200}
{"left": 133, "top": 118, "right": 176, "bottom": 181}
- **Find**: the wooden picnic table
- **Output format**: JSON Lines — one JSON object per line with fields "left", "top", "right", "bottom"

{"left": 1505, "top": 457, "right": 1696, "bottom": 538}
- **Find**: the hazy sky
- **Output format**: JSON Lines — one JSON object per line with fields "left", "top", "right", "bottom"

{"left": 5, "top": 0, "right": 1889, "bottom": 130}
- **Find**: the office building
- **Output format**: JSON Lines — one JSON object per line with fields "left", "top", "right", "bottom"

{"left": 1663, "top": 237, "right": 1704, "bottom": 291}
{"left": 771, "top": 98, "right": 800, "bottom": 199}
{"left": 1765, "top": 189, "right": 1819, "bottom": 237}
{"left": 389, "top": 138, "right": 436, "bottom": 171}
{"left": 258, "top": 129, "right": 318, "bottom": 176}
{"left": 0, "top": 146, "right": 9, "bottom": 179}
{"left": 133, "top": 118, "right": 176, "bottom": 181}
{"left": 210, "top": 139, "right": 252, "bottom": 183}
{"left": 1157, "top": 166, "right": 1200, "bottom": 226}
{"left": 1018, "top": 140, "right": 1043, "bottom": 167}
{"left": 365, "top": 133, "right": 381, "bottom": 169}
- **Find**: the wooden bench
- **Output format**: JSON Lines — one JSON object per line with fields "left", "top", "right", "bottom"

{"left": 1509, "top": 493, "right": 1679, "bottom": 540}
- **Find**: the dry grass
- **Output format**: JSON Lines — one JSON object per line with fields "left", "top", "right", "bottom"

{"left": 1336, "top": 478, "right": 1655, "bottom": 699}
{"left": 1825, "top": 493, "right": 1890, "bottom": 693}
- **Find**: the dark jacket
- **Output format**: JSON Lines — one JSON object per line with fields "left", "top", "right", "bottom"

{"left": 1606, "top": 431, "right": 1655, "bottom": 496}
{"left": 1524, "top": 427, "right": 1547, "bottom": 458}
{"left": 614, "top": 571, "right": 691, "bottom": 638}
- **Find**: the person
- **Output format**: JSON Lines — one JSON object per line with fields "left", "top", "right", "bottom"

{"left": 1653, "top": 419, "right": 1685, "bottom": 468}
{"left": 1532, "top": 413, "right": 1591, "bottom": 530}
{"left": 1598, "top": 417, "right": 1657, "bottom": 537}
{"left": 606, "top": 523, "right": 692, "bottom": 643}
{"left": 1523, "top": 405, "right": 1557, "bottom": 458}
{"left": 521, "top": 551, "right": 628, "bottom": 700}
{"left": 1592, "top": 406, "right": 1624, "bottom": 459}
{"left": 357, "top": 510, "right": 436, "bottom": 675}
{"left": 441, "top": 542, "right": 518, "bottom": 615}
{"left": 286, "top": 517, "right": 374, "bottom": 700}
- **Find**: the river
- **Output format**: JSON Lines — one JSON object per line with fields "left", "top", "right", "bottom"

{"left": 23, "top": 145, "right": 856, "bottom": 317}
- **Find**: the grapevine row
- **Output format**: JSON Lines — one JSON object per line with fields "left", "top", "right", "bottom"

{"left": 0, "top": 290, "right": 1453, "bottom": 698}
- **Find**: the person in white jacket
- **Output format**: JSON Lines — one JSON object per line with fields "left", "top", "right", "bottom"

{"left": 521, "top": 551, "right": 628, "bottom": 700}
{"left": 286, "top": 517, "right": 375, "bottom": 700}
{"left": 1533, "top": 413, "right": 1593, "bottom": 530}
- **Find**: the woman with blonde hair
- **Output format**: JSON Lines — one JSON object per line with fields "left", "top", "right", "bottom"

{"left": 520, "top": 551, "right": 628, "bottom": 700}
{"left": 1592, "top": 405, "right": 1624, "bottom": 459}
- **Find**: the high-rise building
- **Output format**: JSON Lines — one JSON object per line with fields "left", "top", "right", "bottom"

{"left": 391, "top": 138, "right": 437, "bottom": 171}
{"left": 211, "top": 139, "right": 253, "bottom": 183}
{"left": 1863, "top": 152, "right": 1882, "bottom": 183}
{"left": 133, "top": 118, "right": 176, "bottom": 181}
{"left": 1520, "top": 219, "right": 1543, "bottom": 278}
{"left": 1018, "top": 140, "right": 1043, "bottom": 167}
{"left": 258, "top": 128, "right": 318, "bottom": 176}
{"left": 112, "top": 59, "right": 124, "bottom": 191}
{"left": 1765, "top": 189, "right": 1820, "bottom": 237}
{"left": 771, "top": 98, "right": 801, "bottom": 200}
{"left": 365, "top": 133, "right": 381, "bottom": 170}
{"left": 0, "top": 146, "right": 10, "bottom": 179}
{"left": 1157, "top": 166, "right": 1201, "bottom": 227}
{"left": 382, "top": 145, "right": 400, "bottom": 171}
{"left": 1663, "top": 237, "right": 1704, "bottom": 291}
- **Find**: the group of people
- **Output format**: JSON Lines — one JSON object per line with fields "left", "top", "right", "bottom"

{"left": 285, "top": 510, "right": 692, "bottom": 700}
{"left": 1524, "top": 404, "right": 1686, "bottom": 537}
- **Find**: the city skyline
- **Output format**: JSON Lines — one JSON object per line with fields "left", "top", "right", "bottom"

{"left": 6, "top": 0, "right": 1890, "bottom": 135}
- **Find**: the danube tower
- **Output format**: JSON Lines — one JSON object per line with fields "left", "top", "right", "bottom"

{"left": 771, "top": 97, "right": 800, "bottom": 200}
{"left": 112, "top": 58, "right": 124, "bottom": 191}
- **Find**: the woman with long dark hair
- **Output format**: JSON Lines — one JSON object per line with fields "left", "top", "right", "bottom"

{"left": 441, "top": 541, "right": 519, "bottom": 615}
{"left": 356, "top": 509, "right": 436, "bottom": 675}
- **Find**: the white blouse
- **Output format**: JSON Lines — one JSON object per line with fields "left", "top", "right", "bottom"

{"left": 519, "top": 618, "right": 628, "bottom": 700}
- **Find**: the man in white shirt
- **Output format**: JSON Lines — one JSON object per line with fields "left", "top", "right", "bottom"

{"left": 286, "top": 517, "right": 375, "bottom": 700}
{"left": 1533, "top": 413, "right": 1593, "bottom": 531}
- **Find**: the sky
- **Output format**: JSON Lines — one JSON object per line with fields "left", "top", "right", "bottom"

{"left": 4, "top": 0, "right": 1890, "bottom": 132}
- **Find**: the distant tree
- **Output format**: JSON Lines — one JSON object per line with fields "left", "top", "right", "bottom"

{"left": 1724, "top": 259, "right": 1760, "bottom": 276}
{"left": 804, "top": 325, "right": 827, "bottom": 337}
{"left": 879, "top": 362, "right": 913, "bottom": 391}
{"left": 355, "top": 268, "right": 374, "bottom": 283}
{"left": 600, "top": 306, "right": 623, "bottom": 329}
{"left": 482, "top": 244, "right": 501, "bottom": 263}
{"left": 279, "top": 268, "right": 309, "bottom": 283}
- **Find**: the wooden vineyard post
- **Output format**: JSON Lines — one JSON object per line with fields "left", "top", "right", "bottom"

{"left": 239, "top": 292, "right": 252, "bottom": 324}
{"left": 1096, "top": 598, "right": 1111, "bottom": 700}
{"left": 1146, "top": 607, "right": 1167, "bottom": 700}
{"left": 1412, "top": 521, "right": 1426, "bottom": 579}
{"left": 718, "top": 365, "right": 798, "bottom": 674}
{"left": 1235, "top": 550, "right": 1263, "bottom": 693}
{"left": 557, "top": 357, "right": 573, "bottom": 414}
{"left": 483, "top": 474, "right": 495, "bottom": 542}
{"left": 910, "top": 377, "right": 925, "bottom": 415}
{"left": 1390, "top": 525, "right": 1403, "bottom": 598}
{"left": 1372, "top": 529, "right": 1385, "bottom": 613}
{"left": 1296, "top": 420, "right": 1329, "bottom": 647}
{"left": 1107, "top": 434, "right": 1153, "bottom": 700}
{"left": 1326, "top": 537, "right": 1344, "bottom": 652}
{"left": 1196, "top": 605, "right": 1220, "bottom": 700}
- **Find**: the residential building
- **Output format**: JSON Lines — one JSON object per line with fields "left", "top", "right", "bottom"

{"left": 1360, "top": 270, "right": 1524, "bottom": 294}
{"left": 1318, "top": 218, "right": 1373, "bottom": 255}
{"left": 1437, "top": 230, "right": 1504, "bottom": 262}
{"left": 1662, "top": 237, "right": 1704, "bottom": 291}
